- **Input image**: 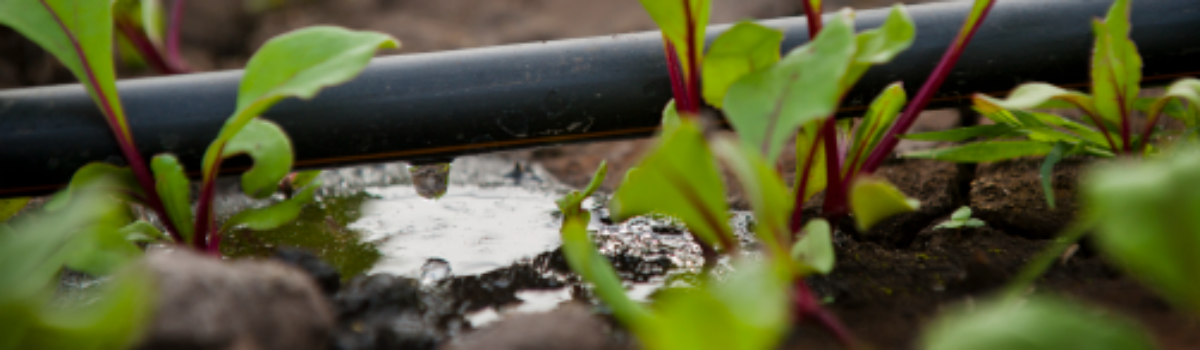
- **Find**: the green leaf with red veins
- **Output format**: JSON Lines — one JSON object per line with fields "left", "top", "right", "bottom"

{"left": 610, "top": 119, "right": 737, "bottom": 251}
{"left": 701, "top": 22, "right": 782, "bottom": 108}
{"left": 638, "top": 0, "right": 710, "bottom": 80}
{"left": 842, "top": 5, "right": 915, "bottom": 91}
{"left": 724, "top": 11, "right": 856, "bottom": 163}
{"left": 151, "top": 154, "right": 194, "bottom": 242}
{"left": 202, "top": 27, "right": 399, "bottom": 182}
{"left": 0, "top": 0, "right": 132, "bottom": 139}
{"left": 848, "top": 83, "right": 907, "bottom": 175}
{"left": 711, "top": 138, "right": 790, "bottom": 258}
{"left": 848, "top": 175, "right": 919, "bottom": 231}
{"left": 649, "top": 260, "right": 790, "bottom": 350}
{"left": 1086, "top": 147, "right": 1200, "bottom": 314}
{"left": 222, "top": 119, "right": 295, "bottom": 199}
{"left": 794, "top": 119, "right": 826, "bottom": 205}
{"left": 1090, "top": 0, "right": 1140, "bottom": 136}
{"left": 921, "top": 296, "right": 1156, "bottom": 350}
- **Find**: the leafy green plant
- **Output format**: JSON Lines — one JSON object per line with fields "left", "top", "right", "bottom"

{"left": 904, "top": 0, "right": 1200, "bottom": 207}
{"left": 112, "top": 0, "right": 189, "bottom": 74}
{"left": 0, "top": 179, "right": 155, "bottom": 350}
{"left": 933, "top": 206, "right": 985, "bottom": 230}
{"left": 561, "top": 162, "right": 837, "bottom": 349}
{"left": 919, "top": 296, "right": 1156, "bottom": 350}
{"left": 0, "top": 0, "right": 398, "bottom": 254}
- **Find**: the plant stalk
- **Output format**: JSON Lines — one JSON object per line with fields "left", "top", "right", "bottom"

{"left": 859, "top": 0, "right": 996, "bottom": 174}
{"left": 114, "top": 17, "right": 177, "bottom": 75}
{"left": 793, "top": 280, "right": 855, "bottom": 348}
{"left": 166, "top": 0, "right": 191, "bottom": 73}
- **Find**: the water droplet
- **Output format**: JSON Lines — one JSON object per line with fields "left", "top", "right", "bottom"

{"left": 408, "top": 163, "right": 451, "bottom": 199}
{"left": 420, "top": 258, "right": 451, "bottom": 286}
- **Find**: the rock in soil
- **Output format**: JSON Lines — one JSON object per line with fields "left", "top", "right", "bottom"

{"left": 442, "top": 303, "right": 624, "bottom": 350}
{"left": 970, "top": 158, "right": 1088, "bottom": 238}
{"left": 134, "top": 249, "right": 335, "bottom": 350}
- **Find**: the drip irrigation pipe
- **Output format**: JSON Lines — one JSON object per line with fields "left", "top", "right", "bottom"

{"left": 1, "top": 0, "right": 1199, "bottom": 196}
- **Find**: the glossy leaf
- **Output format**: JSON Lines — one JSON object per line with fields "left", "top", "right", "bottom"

{"left": 974, "top": 84, "right": 1097, "bottom": 115}
{"left": 0, "top": 0, "right": 132, "bottom": 138}
{"left": 711, "top": 138, "right": 790, "bottom": 256}
{"left": 920, "top": 297, "right": 1156, "bottom": 350}
{"left": 222, "top": 119, "right": 294, "bottom": 199}
{"left": 903, "top": 141, "right": 1054, "bottom": 163}
{"left": 221, "top": 182, "right": 319, "bottom": 232}
{"left": 791, "top": 219, "right": 834, "bottom": 275}
{"left": 701, "top": 22, "right": 782, "bottom": 108}
{"left": 611, "top": 120, "right": 736, "bottom": 250}
{"left": 849, "top": 175, "right": 919, "bottom": 231}
{"left": 1040, "top": 142, "right": 1070, "bottom": 209}
{"left": 848, "top": 83, "right": 907, "bottom": 175}
{"left": 843, "top": 5, "right": 915, "bottom": 90}
{"left": 151, "top": 154, "right": 193, "bottom": 242}
{"left": 1085, "top": 147, "right": 1200, "bottom": 313}
{"left": 202, "top": 26, "right": 399, "bottom": 181}
{"left": 638, "top": 0, "right": 710, "bottom": 79}
{"left": 0, "top": 198, "right": 30, "bottom": 223}
{"left": 1090, "top": 0, "right": 1141, "bottom": 129}
{"left": 724, "top": 11, "right": 856, "bottom": 162}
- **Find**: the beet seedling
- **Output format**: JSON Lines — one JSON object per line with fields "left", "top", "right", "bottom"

{"left": 934, "top": 206, "right": 986, "bottom": 231}
{"left": 905, "top": 0, "right": 1200, "bottom": 207}
{"left": 0, "top": 0, "right": 398, "bottom": 255}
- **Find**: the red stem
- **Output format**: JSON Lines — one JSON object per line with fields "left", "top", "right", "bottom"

{"left": 663, "top": 40, "right": 694, "bottom": 114}
{"left": 39, "top": 0, "right": 184, "bottom": 243}
{"left": 681, "top": 0, "right": 702, "bottom": 111}
{"left": 819, "top": 117, "right": 848, "bottom": 219}
{"left": 166, "top": 0, "right": 191, "bottom": 73}
{"left": 800, "top": 0, "right": 822, "bottom": 39}
{"left": 114, "top": 17, "right": 176, "bottom": 75}
{"left": 860, "top": 1, "right": 996, "bottom": 174}
{"left": 1138, "top": 109, "right": 1164, "bottom": 152}
{"left": 193, "top": 167, "right": 221, "bottom": 252}
{"left": 793, "top": 280, "right": 855, "bottom": 347}
{"left": 1117, "top": 93, "right": 1132, "bottom": 153}
{"left": 789, "top": 130, "right": 826, "bottom": 234}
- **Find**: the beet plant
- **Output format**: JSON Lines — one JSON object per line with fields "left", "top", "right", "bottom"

{"left": 111, "top": 0, "right": 189, "bottom": 74}
{"left": 905, "top": 0, "right": 1200, "bottom": 207}
{"left": 0, "top": 0, "right": 398, "bottom": 255}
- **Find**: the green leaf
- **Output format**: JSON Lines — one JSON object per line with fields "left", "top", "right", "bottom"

{"left": 791, "top": 219, "right": 834, "bottom": 275}
{"left": 221, "top": 181, "right": 319, "bottom": 232}
{"left": 903, "top": 141, "right": 1055, "bottom": 163}
{"left": 661, "top": 99, "right": 682, "bottom": 131}
{"left": 202, "top": 26, "right": 398, "bottom": 181}
{"left": 950, "top": 206, "right": 972, "bottom": 221}
{"left": 44, "top": 163, "right": 143, "bottom": 211}
{"left": 701, "top": 22, "right": 782, "bottom": 108}
{"left": 1040, "top": 142, "right": 1070, "bottom": 209}
{"left": 794, "top": 119, "right": 827, "bottom": 204}
{"left": 29, "top": 269, "right": 155, "bottom": 350}
{"left": 843, "top": 5, "right": 915, "bottom": 90}
{"left": 974, "top": 83, "right": 1097, "bottom": 115}
{"left": 1149, "top": 79, "right": 1200, "bottom": 128}
{"left": 724, "top": 11, "right": 857, "bottom": 163}
{"left": 556, "top": 161, "right": 608, "bottom": 222}
{"left": 119, "top": 220, "right": 169, "bottom": 243}
{"left": 0, "top": 0, "right": 133, "bottom": 138}
{"left": 151, "top": 154, "right": 193, "bottom": 243}
{"left": 848, "top": 83, "right": 907, "bottom": 174}
{"left": 222, "top": 118, "right": 294, "bottom": 199}
{"left": 648, "top": 261, "right": 790, "bottom": 350}
{"left": 711, "top": 138, "right": 790, "bottom": 257}
{"left": 638, "top": 0, "right": 710, "bottom": 80}
{"left": 849, "top": 176, "right": 919, "bottom": 231}
{"left": 963, "top": 218, "right": 986, "bottom": 228}
{"left": 559, "top": 199, "right": 655, "bottom": 336}
{"left": 0, "top": 198, "right": 30, "bottom": 223}
{"left": 291, "top": 170, "right": 323, "bottom": 189}
{"left": 140, "top": 0, "right": 166, "bottom": 47}
{"left": 920, "top": 296, "right": 1157, "bottom": 350}
{"left": 1085, "top": 147, "right": 1200, "bottom": 313}
{"left": 1090, "top": 0, "right": 1141, "bottom": 130}
{"left": 902, "top": 125, "right": 1017, "bottom": 142}
{"left": 611, "top": 120, "right": 736, "bottom": 250}
{"left": 63, "top": 217, "right": 143, "bottom": 276}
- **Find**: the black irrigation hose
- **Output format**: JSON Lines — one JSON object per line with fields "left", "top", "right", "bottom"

{"left": 2, "top": 0, "right": 1199, "bottom": 196}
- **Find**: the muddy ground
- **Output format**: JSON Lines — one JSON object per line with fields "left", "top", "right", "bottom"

{"left": 5, "top": 0, "right": 1200, "bottom": 349}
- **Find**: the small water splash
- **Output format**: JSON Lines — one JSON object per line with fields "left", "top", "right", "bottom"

{"left": 408, "top": 163, "right": 452, "bottom": 199}
{"left": 420, "top": 258, "right": 452, "bottom": 286}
